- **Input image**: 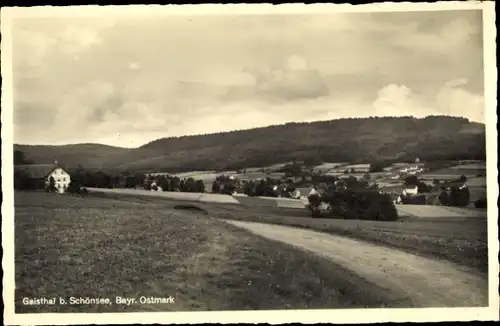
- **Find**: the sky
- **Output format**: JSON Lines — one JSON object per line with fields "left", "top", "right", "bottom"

{"left": 11, "top": 9, "right": 485, "bottom": 148}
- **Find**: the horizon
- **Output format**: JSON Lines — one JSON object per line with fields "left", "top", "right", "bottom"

{"left": 12, "top": 9, "right": 485, "bottom": 148}
{"left": 14, "top": 114, "right": 482, "bottom": 149}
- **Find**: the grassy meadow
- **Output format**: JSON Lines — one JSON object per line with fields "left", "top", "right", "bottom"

{"left": 86, "top": 191, "right": 488, "bottom": 275}
{"left": 15, "top": 191, "right": 414, "bottom": 313}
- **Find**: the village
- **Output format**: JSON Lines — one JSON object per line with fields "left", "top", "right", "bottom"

{"left": 13, "top": 155, "right": 487, "bottom": 212}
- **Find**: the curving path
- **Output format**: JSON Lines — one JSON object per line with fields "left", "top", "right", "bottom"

{"left": 223, "top": 220, "right": 488, "bottom": 308}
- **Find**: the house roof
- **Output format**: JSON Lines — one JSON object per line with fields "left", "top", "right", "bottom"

{"left": 15, "top": 164, "right": 58, "bottom": 179}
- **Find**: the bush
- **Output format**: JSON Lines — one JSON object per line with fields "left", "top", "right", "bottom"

{"left": 244, "top": 181, "right": 256, "bottom": 196}
{"left": 449, "top": 185, "right": 470, "bottom": 207}
{"left": 307, "top": 193, "right": 322, "bottom": 207}
{"left": 474, "top": 198, "right": 487, "bottom": 208}
{"left": 14, "top": 170, "right": 37, "bottom": 190}
{"left": 401, "top": 194, "right": 427, "bottom": 205}
{"left": 195, "top": 180, "right": 206, "bottom": 193}
{"left": 66, "top": 180, "right": 82, "bottom": 194}
{"left": 211, "top": 180, "right": 221, "bottom": 194}
{"left": 438, "top": 189, "right": 450, "bottom": 205}
{"left": 417, "top": 182, "right": 431, "bottom": 193}
{"left": 46, "top": 176, "right": 57, "bottom": 192}
{"left": 310, "top": 190, "right": 399, "bottom": 221}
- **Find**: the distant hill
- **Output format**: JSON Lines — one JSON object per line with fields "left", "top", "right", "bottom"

{"left": 14, "top": 143, "right": 130, "bottom": 170}
{"left": 15, "top": 116, "right": 486, "bottom": 173}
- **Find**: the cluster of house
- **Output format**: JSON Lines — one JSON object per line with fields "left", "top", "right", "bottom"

{"left": 399, "top": 165, "right": 424, "bottom": 174}
{"left": 14, "top": 162, "right": 72, "bottom": 193}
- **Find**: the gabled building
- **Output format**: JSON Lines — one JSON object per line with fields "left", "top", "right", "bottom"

{"left": 14, "top": 163, "right": 71, "bottom": 193}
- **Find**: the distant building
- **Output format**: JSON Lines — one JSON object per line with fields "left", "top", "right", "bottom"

{"left": 15, "top": 163, "right": 71, "bottom": 193}
{"left": 383, "top": 166, "right": 395, "bottom": 172}
{"left": 402, "top": 185, "right": 418, "bottom": 196}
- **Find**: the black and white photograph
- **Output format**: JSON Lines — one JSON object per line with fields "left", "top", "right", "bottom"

{"left": 1, "top": 2, "right": 498, "bottom": 325}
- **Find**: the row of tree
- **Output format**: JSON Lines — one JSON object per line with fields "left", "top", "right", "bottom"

{"left": 144, "top": 175, "right": 206, "bottom": 193}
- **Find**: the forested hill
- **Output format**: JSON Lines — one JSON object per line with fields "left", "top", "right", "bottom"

{"left": 15, "top": 116, "right": 486, "bottom": 173}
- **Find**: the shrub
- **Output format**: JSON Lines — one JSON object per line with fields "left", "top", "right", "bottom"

{"left": 404, "top": 175, "right": 419, "bottom": 187}
{"left": 310, "top": 190, "right": 399, "bottom": 221}
{"left": 474, "top": 198, "right": 487, "bottom": 208}
{"left": 449, "top": 185, "right": 470, "bottom": 207}
{"left": 46, "top": 176, "right": 57, "bottom": 192}
{"left": 195, "top": 180, "right": 206, "bottom": 193}
{"left": 244, "top": 181, "right": 256, "bottom": 196}
{"left": 211, "top": 180, "right": 221, "bottom": 194}
{"left": 184, "top": 178, "right": 198, "bottom": 192}
{"left": 66, "top": 180, "right": 82, "bottom": 194}
{"left": 417, "top": 181, "right": 431, "bottom": 193}
{"left": 401, "top": 194, "right": 427, "bottom": 205}
{"left": 307, "top": 193, "right": 322, "bottom": 207}
{"left": 14, "top": 170, "right": 37, "bottom": 190}
{"left": 438, "top": 189, "right": 450, "bottom": 205}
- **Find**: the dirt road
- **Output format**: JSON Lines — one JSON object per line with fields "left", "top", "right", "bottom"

{"left": 223, "top": 220, "right": 488, "bottom": 307}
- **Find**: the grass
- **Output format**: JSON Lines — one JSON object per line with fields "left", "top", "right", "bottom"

{"left": 207, "top": 204, "right": 488, "bottom": 276}
{"left": 87, "top": 192, "right": 488, "bottom": 276}
{"left": 14, "top": 191, "right": 413, "bottom": 313}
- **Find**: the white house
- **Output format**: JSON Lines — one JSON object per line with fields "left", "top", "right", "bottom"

{"left": 292, "top": 189, "right": 301, "bottom": 199}
{"left": 48, "top": 167, "right": 71, "bottom": 193}
{"left": 15, "top": 163, "right": 71, "bottom": 193}
{"left": 402, "top": 185, "right": 418, "bottom": 196}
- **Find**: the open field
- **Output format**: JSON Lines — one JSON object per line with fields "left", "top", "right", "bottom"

{"left": 396, "top": 205, "right": 487, "bottom": 219}
{"left": 421, "top": 168, "right": 485, "bottom": 178}
{"left": 86, "top": 187, "right": 241, "bottom": 204}
{"left": 172, "top": 171, "right": 218, "bottom": 179}
{"left": 312, "top": 162, "right": 349, "bottom": 173}
{"left": 467, "top": 177, "right": 487, "bottom": 187}
{"left": 83, "top": 191, "right": 488, "bottom": 275}
{"left": 15, "top": 191, "right": 417, "bottom": 312}
{"left": 468, "top": 186, "right": 487, "bottom": 203}
{"left": 450, "top": 163, "right": 486, "bottom": 170}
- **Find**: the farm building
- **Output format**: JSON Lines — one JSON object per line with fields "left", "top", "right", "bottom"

{"left": 402, "top": 185, "right": 418, "bottom": 196}
{"left": 15, "top": 163, "right": 71, "bottom": 193}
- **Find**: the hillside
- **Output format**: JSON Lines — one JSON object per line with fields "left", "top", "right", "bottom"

{"left": 14, "top": 144, "right": 129, "bottom": 170}
{"left": 15, "top": 116, "right": 486, "bottom": 173}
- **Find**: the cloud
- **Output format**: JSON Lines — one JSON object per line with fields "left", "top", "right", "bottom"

{"left": 390, "top": 16, "right": 481, "bottom": 54}
{"left": 11, "top": 10, "right": 484, "bottom": 147}
{"left": 373, "top": 84, "right": 433, "bottom": 118}
{"left": 128, "top": 62, "right": 140, "bottom": 70}
{"left": 435, "top": 78, "right": 485, "bottom": 122}
{"left": 225, "top": 54, "right": 330, "bottom": 104}
{"left": 372, "top": 79, "right": 484, "bottom": 122}
{"left": 58, "top": 25, "right": 102, "bottom": 55}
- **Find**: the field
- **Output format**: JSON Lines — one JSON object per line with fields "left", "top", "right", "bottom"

{"left": 206, "top": 203, "right": 488, "bottom": 275}
{"left": 51, "top": 190, "right": 489, "bottom": 274}
{"left": 312, "top": 162, "right": 349, "bottom": 173}
{"left": 15, "top": 191, "right": 416, "bottom": 313}
{"left": 450, "top": 163, "right": 486, "bottom": 170}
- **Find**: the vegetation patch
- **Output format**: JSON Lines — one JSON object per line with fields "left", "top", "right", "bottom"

{"left": 15, "top": 191, "right": 411, "bottom": 312}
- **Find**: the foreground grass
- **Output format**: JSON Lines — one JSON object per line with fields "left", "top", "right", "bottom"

{"left": 15, "top": 191, "right": 410, "bottom": 313}
{"left": 82, "top": 191, "right": 488, "bottom": 276}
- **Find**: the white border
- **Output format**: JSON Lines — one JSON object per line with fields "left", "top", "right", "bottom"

{"left": 2, "top": 2, "right": 498, "bottom": 325}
